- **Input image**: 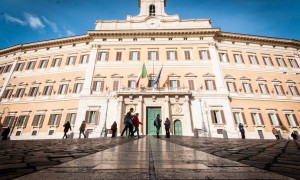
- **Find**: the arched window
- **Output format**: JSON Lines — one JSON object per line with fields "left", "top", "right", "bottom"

{"left": 149, "top": 4, "right": 155, "bottom": 16}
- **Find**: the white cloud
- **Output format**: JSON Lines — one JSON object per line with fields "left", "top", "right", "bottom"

{"left": 3, "top": 13, "right": 26, "bottom": 25}
{"left": 42, "top": 16, "right": 60, "bottom": 33}
{"left": 66, "top": 30, "right": 75, "bottom": 36}
{"left": 24, "top": 12, "right": 45, "bottom": 29}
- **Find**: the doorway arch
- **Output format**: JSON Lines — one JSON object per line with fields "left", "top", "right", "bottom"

{"left": 174, "top": 119, "right": 182, "bottom": 136}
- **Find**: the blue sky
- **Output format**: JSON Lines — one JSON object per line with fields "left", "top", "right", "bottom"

{"left": 0, "top": 0, "right": 299, "bottom": 49}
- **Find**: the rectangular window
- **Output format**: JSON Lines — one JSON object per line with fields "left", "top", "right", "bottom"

{"left": 3, "top": 116, "right": 15, "bottom": 127}
{"left": 85, "top": 111, "right": 99, "bottom": 124}
{"left": 116, "top": 52, "right": 122, "bottom": 61}
{"left": 98, "top": 52, "right": 109, "bottom": 61}
{"left": 28, "top": 87, "right": 39, "bottom": 97}
{"left": 251, "top": 113, "right": 263, "bottom": 126}
{"left": 199, "top": 50, "right": 211, "bottom": 60}
{"left": 66, "top": 56, "right": 76, "bottom": 65}
{"left": 113, "top": 81, "right": 119, "bottom": 91}
{"left": 233, "top": 112, "right": 245, "bottom": 125}
{"left": 263, "top": 56, "right": 273, "bottom": 66}
{"left": 80, "top": 54, "right": 89, "bottom": 64}
{"left": 259, "top": 84, "right": 269, "bottom": 94}
{"left": 130, "top": 51, "right": 139, "bottom": 61}
{"left": 274, "top": 84, "right": 284, "bottom": 95}
{"left": 31, "top": 115, "right": 45, "bottom": 127}
{"left": 170, "top": 80, "right": 178, "bottom": 89}
{"left": 188, "top": 80, "right": 195, "bottom": 90}
{"left": 249, "top": 55, "right": 259, "bottom": 65}
{"left": 219, "top": 53, "right": 228, "bottom": 62}
{"left": 234, "top": 54, "right": 244, "bottom": 64}
{"left": 243, "top": 82, "right": 253, "bottom": 93}
{"left": 92, "top": 81, "right": 104, "bottom": 92}
{"left": 289, "top": 85, "right": 299, "bottom": 96}
{"left": 14, "top": 63, "right": 25, "bottom": 71}
{"left": 289, "top": 59, "right": 299, "bottom": 68}
{"left": 167, "top": 51, "right": 177, "bottom": 61}
{"left": 15, "top": 88, "right": 25, "bottom": 98}
{"left": 184, "top": 51, "right": 191, "bottom": 60}
{"left": 148, "top": 51, "right": 158, "bottom": 61}
{"left": 226, "top": 81, "right": 237, "bottom": 93}
{"left": 276, "top": 57, "right": 286, "bottom": 67}
{"left": 42, "top": 86, "right": 53, "bottom": 96}
{"left": 268, "top": 113, "right": 281, "bottom": 126}
{"left": 58, "top": 84, "right": 68, "bottom": 94}
{"left": 66, "top": 113, "right": 77, "bottom": 126}
{"left": 285, "top": 114, "right": 299, "bottom": 127}
{"left": 0, "top": 66, "right": 4, "bottom": 74}
{"left": 211, "top": 110, "right": 225, "bottom": 124}
{"left": 148, "top": 80, "right": 155, "bottom": 88}
{"left": 16, "top": 115, "right": 29, "bottom": 128}
{"left": 2, "top": 89, "right": 13, "bottom": 99}
{"left": 4, "top": 64, "right": 13, "bottom": 73}
{"left": 48, "top": 114, "right": 61, "bottom": 126}
{"left": 38, "top": 59, "right": 48, "bottom": 69}
{"left": 26, "top": 61, "right": 36, "bottom": 70}
{"left": 205, "top": 80, "right": 216, "bottom": 91}
{"left": 51, "top": 58, "right": 61, "bottom": 67}
{"left": 73, "top": 83, "right": 83, "bottom": 93}
{"left": 128, "top": 80, "right": 136, "bottom": 89}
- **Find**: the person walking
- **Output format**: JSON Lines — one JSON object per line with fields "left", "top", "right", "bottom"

{"left": 239, "top": 123, "right": 245, "bottom": 139}
{"left": 111, "top": 121, "right": 117, "bottom": 137}
{"left": 154, "top": 114, "right": 162, "bottom": 138}
{"left": 291, "top": 132, "right": 298, "bottom": 140}
{"left": 121, "top": 108, "right": 134, "bottom": 137}
{"left": 132, "top": 113, "right": 143, "bottom": 138}
{"left": 79, "top": 121, "right": 86, "bottom": 138}
{"left": 62, "top": 121, "right": 72, "bottom": 139}
{"left": 1, "top": 127, "right": 10, "bottom": 140}
{"left": 164, "top": 118, "right": 171, "bottom": 138}
{"left": 272, "top": 127, "right": 280, "bottom": 140}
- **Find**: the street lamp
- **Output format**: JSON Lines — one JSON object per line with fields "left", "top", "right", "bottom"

{"left": 199, "top": 85, "right": 207, "bottom": 137}
{"left": 100, "top": 91, "right": 110, "bottom": 137}
{"left": 204, "top": 101, "right": 212, "bottom": 137}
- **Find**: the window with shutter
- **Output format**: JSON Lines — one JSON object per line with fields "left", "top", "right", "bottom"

{"left": 113, "top": 81, "right": 119, "bottom": 91}
{"left": 184, "top": 51, "right": 191, "bottom": 60}
{"left": 188, "top": 80, "right": 195, "bottom": 90}
{"left": 116, "top": 52, "right": 122, "bottom": 61}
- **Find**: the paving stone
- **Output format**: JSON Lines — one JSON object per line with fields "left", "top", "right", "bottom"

{"left": 0, "top": 163, "right": 27, "bottom": 170}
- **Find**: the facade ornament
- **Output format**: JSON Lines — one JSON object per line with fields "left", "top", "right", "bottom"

{"left": 90, "top": 43, "right": 101, "bottom": 49}
{"left": 171, "top": 104, "right": 182, "bottom": 114}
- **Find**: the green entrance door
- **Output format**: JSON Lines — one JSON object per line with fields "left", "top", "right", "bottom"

{"left": 174, "top": 120, "right": 182, "bottom": 136}
{"left": 147, "top": 107, "right": 161, "bottom": 135}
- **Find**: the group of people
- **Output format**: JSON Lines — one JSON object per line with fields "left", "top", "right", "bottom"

{"left": 62, "top": 121, "right": 86, "bottom": 139}
{"left": 119, "top": 108, "right": 171, "bottom": 138}
{"left": 238, "top": 123, "right": 299, "bottom": 140}
{"left": 120, "top": 108, "right": 143, "bottom": 138}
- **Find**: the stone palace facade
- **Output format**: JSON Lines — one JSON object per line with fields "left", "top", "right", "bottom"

{"left": 0, "top": 0, "right": 299, "bottom": 140}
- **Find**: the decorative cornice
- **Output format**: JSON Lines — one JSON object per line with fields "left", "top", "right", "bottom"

{"left": 0, "top": 34, "right": 92, "bottom": 56}
{"left": 216, "top": 32, "right": 300, "bottom": 49}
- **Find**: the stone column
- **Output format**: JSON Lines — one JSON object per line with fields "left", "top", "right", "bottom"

{"left": 183, "top": 95, "right": 193, "bottom": 136}
{"left": 138, "top": 95, "right": 143, "bottom": 135}
{"left": 117, "top": 96, "right": 124, "bottom": 134}
{"left": 164, "top": 95, "right": 170, "bottom": 135}
{"left": 81, "top": 44, "right": 100, "bottom": 95}
{"left": 208, "top": 42, "right": 227, "bottom": 94}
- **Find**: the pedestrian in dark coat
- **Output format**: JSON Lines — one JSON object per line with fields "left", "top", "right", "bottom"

{"left": 111, "top": 121, "right": 117, "bottom": 137}
{"left": 121, "top": 108, "right": 134, "bottom": 137}
{"left": 164, "top": 118, "right": 171, "bottom": 138}
{"left": 239, "top": 123, "right": 245, "bottom": 139}
{"left": 291, "top": 132, "right": 298, "bottom": 140}
{"left": 62, "top": 121, "right": 72, "bottom": 139}
{"left": 154, "top": 114, "right": 162, "bottom": 138}
{"left": 1, "top": 127, "right": 10, "bottom": 140}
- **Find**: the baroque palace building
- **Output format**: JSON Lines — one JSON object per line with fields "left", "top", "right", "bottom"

{"left": 0, "top": 0, "right": 300, "bottom": 140}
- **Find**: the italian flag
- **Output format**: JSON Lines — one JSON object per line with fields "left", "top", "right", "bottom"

{"left": 136, "top": 63, "right": 148, "bottom": 88}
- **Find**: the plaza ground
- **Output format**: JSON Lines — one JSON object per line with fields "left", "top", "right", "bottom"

{"left": 0, "top": 136, "right": 299, "bottom": 179}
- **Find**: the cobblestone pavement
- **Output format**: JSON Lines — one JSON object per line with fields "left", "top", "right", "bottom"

{"left": 0, "top": 136, "right": 298, "bottom": 180}
{"left": 0, "top": 137, "right": 135, "bottom": 180}
{"left": 163, "top": 137, "right": 300, "bottom": 180}
{"left": 17, "top": 136, "right": 290, "bottom": 180}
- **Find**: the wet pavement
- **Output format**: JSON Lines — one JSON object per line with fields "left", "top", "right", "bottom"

{"left": 0, "top": 136, "right": 299, "bottom": 179}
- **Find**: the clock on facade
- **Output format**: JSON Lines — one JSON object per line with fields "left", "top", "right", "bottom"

{"left": 146, "top": 18, "right": 160, "bottom": 29}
